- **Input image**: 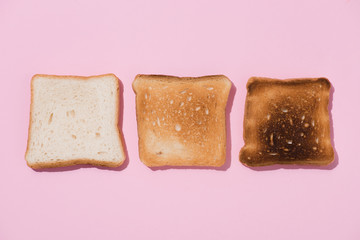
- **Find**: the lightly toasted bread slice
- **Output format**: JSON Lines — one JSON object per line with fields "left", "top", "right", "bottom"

{"left": 25, "top": 74, "right": 125, "bottom": 169}
{"left": 133, "top": 74, "right": 232, "bottom": 167}
{"left": 240, "top": 77, "right": 334, "bottom": 167}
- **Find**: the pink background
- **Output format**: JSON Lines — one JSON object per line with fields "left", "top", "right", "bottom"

{"left": 1, "top": 0, "right": 360, "bottom": 239}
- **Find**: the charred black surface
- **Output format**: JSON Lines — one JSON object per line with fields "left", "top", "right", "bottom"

{"left": 257, "top": 94, "right": 324, "bottom": 162}
{"left": 241, "top": 77, "right": 333, "bottom": 166}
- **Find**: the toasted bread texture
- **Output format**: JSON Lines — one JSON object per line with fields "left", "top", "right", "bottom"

{"left": 133, "top": 74, "right": 232, "bottom": 167}
{"left": 25, "top": 74, "right": 125, "bottom": 169}
{"left": 240, "top": 77, "right": 334, "bottom": 167}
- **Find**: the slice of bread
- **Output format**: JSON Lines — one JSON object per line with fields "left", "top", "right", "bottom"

{"left": 240, "top": 77, "right": 334, "bottom": 167}
{"left": 25, "top": 74, "right": 125, "bottom": 169}
{"left": 132, "top": 74, "right": 232, "bottom": 167}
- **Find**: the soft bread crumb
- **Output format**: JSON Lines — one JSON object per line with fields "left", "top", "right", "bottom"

{"left": 25, "top": 74, "right": 125, "bottom": 169}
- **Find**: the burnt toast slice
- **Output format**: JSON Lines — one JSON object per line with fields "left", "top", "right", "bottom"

{"left": 240, "top": 77, "right": 334, "bottom": 167}
{"left": 133, "top": 74, "right": 231, "bottom": 167}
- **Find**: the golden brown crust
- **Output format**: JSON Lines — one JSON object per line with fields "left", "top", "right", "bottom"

{"left": 240, "top": 77, "right": 334, "bottom": 167}
{"left": 25, "top": 73, "right": 125, "bottom": 169}
{"left": 27, "top": 158, "right": 123, "bottom": 169}
{"left": 133, "top": 74, "right": 231, "bottom": 167}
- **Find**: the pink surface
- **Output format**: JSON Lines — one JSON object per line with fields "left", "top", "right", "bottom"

{"left": 1, "top": 0, "right": 360, "bottom": 239}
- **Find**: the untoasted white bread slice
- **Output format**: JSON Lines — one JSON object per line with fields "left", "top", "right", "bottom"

{"left": 25, "top": 74, "right": 125, "bottom": 169}
{"left": 133, "top": 74, "right": 232, "bottom": 167}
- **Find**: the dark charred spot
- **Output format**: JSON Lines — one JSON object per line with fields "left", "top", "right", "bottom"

{"left": 257, "top": 96, "right": 323, "bottom": 162}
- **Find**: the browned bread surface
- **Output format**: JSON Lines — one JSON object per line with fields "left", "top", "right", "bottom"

{"left": 240, "top": 77, "right": 334, "bottom": 167}
{"left": 133, "top": 74, "right": 232, "bottom": 167}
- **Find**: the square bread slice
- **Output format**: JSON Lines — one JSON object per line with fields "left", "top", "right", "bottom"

{"left": 240, "top": 77, "right": 334, "bottom": 167}
{"left": 133, "top": 74, "right": 232, "bottom": 167}
{"left": 25, "top": 74, "right": 125, "bottom": 169}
